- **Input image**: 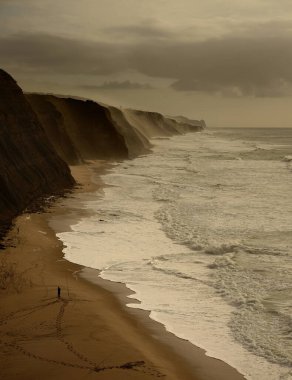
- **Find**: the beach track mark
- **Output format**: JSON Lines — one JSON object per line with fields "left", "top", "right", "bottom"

{"left": 0, "top": 297, "right": 165, "bottom": 377}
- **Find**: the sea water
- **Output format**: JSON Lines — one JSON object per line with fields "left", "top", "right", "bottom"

{"left": 57, "top": 128, "right": 292, "bottom": 380}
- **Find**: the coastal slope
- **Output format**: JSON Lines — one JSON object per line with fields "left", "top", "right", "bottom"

{"left": 27, "top": 94, "right": 205, "bottom": 164}
{"left": 0, "top": 68, "right": 204, "bottom": 234}
{"left": 27, "top": 95, "right": 129, "bottom": 164}
{"left": 0, "top": 70, "right": 74, "bottom": 233}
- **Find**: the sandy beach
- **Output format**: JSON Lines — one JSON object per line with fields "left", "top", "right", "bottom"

{"left": 0, "top": 162, "right": 246, "bottom": 380}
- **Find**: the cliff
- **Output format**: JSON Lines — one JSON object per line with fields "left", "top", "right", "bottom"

{"left": 0, "top": 68, "right": 205, "bottom": 235}
{"left": 0, "top": 70, "right": 75, "bottom": 234}
{"left": 27, "top": 95, "right": 129, "bottom": 164}
{"left": 27, "top": 94, "right": 205, "bottom": 165}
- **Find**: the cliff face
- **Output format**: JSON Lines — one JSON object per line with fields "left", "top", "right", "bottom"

{"left": 0, "top": 70, "right": 75, "bottom": 231}
{"left": 27, "top": 94, "right": 205, "bottom": 164}
{"left": 27, "top": 95, "right": 129, "bottom": 164}
{"left": 0, "top": 68, "right": 205, "bottom": 233}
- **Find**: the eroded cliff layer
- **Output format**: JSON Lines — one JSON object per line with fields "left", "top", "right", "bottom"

{"left": 27, "top": 94, "right": 205, "bottom": 165}
{"left": 0, "top": 70, "right": 75, "bottom": 231}
{"left": 27, "top": 95, "right": 129, "bottom": 164}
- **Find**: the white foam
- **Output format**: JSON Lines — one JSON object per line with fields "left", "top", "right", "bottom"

{"left": 57, "top": 129, "right": 292, "bottom": 380}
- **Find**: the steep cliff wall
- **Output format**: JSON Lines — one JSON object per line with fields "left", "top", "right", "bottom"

{"left": 27, "top": 95, "right": 129, "bottom": 164}
{"left": 25, "top": 94, "right": 83, "bottom": 165}
{"left": 123, "top": 109, "right": 180, "bottom": 139}
{"left": 27, "top": 94, "right": 205, "bottom": 164}
{"left": 0, "top": 68, "right": 205, "bottom": 233}
{"left": 107, "top": 106, "right": 151, "bottom": 158}
{"left": 0, "top": 70, "right": 74, "bottom": 232}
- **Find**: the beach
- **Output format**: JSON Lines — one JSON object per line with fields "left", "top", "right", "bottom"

{"left": 1, "top": 3, "right": 291, "bottom": 378}
{"left": 0, "top": 162, "right": 245, "bottom": 380}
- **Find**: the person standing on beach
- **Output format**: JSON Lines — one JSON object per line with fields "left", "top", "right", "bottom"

{"left": 57, "top": 286, "right": 61, "bottom": 299}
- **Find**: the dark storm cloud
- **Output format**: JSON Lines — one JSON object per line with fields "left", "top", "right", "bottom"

{"left": 0, "top": 33, "right": 126, "bottom": 74}
{"left": 163, "top": 37, "right": 292, "bottom": 96}
{"left": 127, "top": 36, "right": 292, "bottom": 96}
{"left": 1, "top": 28, "right": 292, "bottom": 96}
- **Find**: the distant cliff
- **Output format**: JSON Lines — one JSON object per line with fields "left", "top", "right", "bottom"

{"left": 0, "top": 68, "right": 205, "bottom": 235}
{"left": 27, "top": 94, "right": 205, "bottom": 165}
{"left": 27, "top": 95, "right": 129, "bottom": 164}
{"left": 0, "top": 70, "right": 74, "bottom": 233}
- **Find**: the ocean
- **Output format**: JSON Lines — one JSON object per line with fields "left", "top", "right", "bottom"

{"left": 57, "top": 127, "right": 292, "bottom": 380}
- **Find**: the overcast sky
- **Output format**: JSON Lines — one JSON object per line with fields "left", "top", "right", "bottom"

{"left": 1, "top": 0, "right": 292, "bottom": 127}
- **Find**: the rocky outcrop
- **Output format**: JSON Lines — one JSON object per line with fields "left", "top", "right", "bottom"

{"left": 0, "top": 70, "right": 75, "bottom": 232}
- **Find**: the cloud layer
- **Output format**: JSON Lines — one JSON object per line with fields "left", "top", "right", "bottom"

{"left": 80, "top": 80, "right": 153, "bottom": 90}
{"left": 1, "top": 23, "right": 292, "bottom": 96}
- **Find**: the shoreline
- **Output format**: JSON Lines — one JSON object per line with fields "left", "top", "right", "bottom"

{"left": 0, "top": 161, "right": 246, "bottom": 380}
{"left": 81, "top": 270, "right": 248, "bottom": 380}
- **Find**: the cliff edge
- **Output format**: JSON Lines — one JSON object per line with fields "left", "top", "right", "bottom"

{"left": 27, "top": 94, "right": 205, "bottom": 165}
{"left": 0, "top": 70, "right": 75, "bottom": 234}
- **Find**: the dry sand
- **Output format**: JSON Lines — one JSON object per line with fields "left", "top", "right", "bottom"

{"left": 0, "top": 161, "right": 246, "bottom": 380}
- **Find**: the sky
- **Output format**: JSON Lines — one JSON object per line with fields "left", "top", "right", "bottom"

{"left": 1, "top": 0, "right": 292, "bottom": 127}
